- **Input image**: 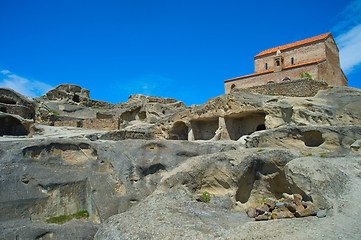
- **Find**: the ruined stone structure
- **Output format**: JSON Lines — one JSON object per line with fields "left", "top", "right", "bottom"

{"left": 224, "top": 33, "right": 348, "bottom": 93}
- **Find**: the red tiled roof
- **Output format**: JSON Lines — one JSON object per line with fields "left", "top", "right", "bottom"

{"left": 283, "top": 58, "right": 325, "bottom": 70}
{"left": 254, "top": 33, "right": 332, "bottom": 58}
{"left": 224, "top": 70, "right": 273, "bottom": 83}
{"left": 224, "top": 58, "right": 326, "bottom": 83}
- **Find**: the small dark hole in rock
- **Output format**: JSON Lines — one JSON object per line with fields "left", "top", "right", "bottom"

{"left": 304, "top": 131, "right": 324, "bottom": 147}
{"left": 256, "top": 124, "right": 266, "bottom": 131}
{"left": 20, "top": 176, "right": 29, "bottom": 184}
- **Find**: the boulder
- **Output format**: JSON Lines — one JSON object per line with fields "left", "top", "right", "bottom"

{"left": 295, "top": 207, "right": 318, "bottom": 218}
{"left": 247, "top": 208, "right": 257, "bottom": 218}
{"left": 0, "top": 88, "right": 36, "bottom": 119}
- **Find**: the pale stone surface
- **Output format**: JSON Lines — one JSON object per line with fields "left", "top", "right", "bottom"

{"left": 1, "top": 86, "right": 361, "bottom": 239}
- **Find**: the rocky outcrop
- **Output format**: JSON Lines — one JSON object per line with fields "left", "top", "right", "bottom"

{"left": 0, "top": 88, "right": 36, "bottom": 119}
{"left": 0, "top": 112, "right": 35, "bottom": 136}
{"left": 1, "top": 85, "right": 361, "bottom": 239}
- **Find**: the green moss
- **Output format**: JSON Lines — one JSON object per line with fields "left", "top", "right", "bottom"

{"left": 49, "top": 110, "right": 59, "bottom": 116}
{"left": 320, "top": 154, "right": 327, "bottom": 158}
{"left": 299, "top": 72, "right": 313, "bottom": 80}
{"left": 72, "top": 210, "right": 89, "bottom": 219}
{"left": 257, "top": 149, "right": 264, "bottom": 152}
{"left": 46, "top": 210, "right": 89, "bottom": 224}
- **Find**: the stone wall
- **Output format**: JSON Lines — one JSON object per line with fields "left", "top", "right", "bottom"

{"left": 53, "top": 118, "right": 118, "bottom": 130}
{"left": 82, "top": 118, "right": 118, "bottom": 130}
{"left": 54, "top": 120, "right": 81, "bottom": 128}
{"left": 232, "top": 78, "right": 330, "bottom": 97}
{"left": 225, "top": 62, "right": 321, "bottom": 93}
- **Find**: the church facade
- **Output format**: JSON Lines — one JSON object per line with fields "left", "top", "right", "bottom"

{"left": 224, "top": 32, "right": 348, "bottom": 93}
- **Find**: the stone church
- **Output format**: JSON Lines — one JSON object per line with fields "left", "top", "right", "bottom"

{"left": 224, "top": 32, "right": 348, "bottom": 93}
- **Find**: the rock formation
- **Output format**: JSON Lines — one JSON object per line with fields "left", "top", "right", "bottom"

{"left": 0, "top": 84, "right": 361, "bottom": 239}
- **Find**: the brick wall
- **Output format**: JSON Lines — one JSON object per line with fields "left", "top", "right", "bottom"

{"left": 231, "top": 78, "right": 330, "bottom": 97}
{"left": 254, "top": 41, "right": 325, "bottom": 73}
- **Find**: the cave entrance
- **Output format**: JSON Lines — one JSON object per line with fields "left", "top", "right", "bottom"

{"left": 0, "top": 115, "right": 29, "bottom": 136}
{"left": 72, "top": 94, "right": 80, "bottom": 103}
{"left": 169, "top": 122, "right": 188, "bottom": 140}
{"left": 191, "top": 118, "right": 219, "bottom": 140}
{"left": 120, "top": 107, "right": 146, "bottom": 122}
{"left": 303, "top": 130, "right": 324, "bottom": 147}
{"left": 225, "top": 112, "right": 266, "bottom": 140}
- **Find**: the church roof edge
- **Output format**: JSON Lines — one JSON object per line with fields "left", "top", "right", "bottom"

{"left": 254, "top": 33, "right": 332, "bottom": 58}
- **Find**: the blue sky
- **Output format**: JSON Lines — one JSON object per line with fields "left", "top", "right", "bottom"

{"left": 1, "top": 0, "right": 360, "bottom": 106}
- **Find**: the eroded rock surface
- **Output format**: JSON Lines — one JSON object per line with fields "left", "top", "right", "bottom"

{"left": 1, "top": 86, "right": 361, "bottom": 239}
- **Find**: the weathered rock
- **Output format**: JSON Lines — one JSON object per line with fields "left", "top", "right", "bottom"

{"left": 295, "top": 207, "right": 318, "bottom": 218}
{"left": 0, "top": 87, "right": 36, "bottom": 119}
{"left": 271, "top": 211, "right": 294, "bottom": 219}
{"left": 1, "top": 86, "right": 361, "bottom": 239}
{"left": 255, "top": 214, "right": 269, "bottom": 221}
{"left": 285, "top": 157, "right": 349, "bottom": 209}
{"left": 286, "top": 203, "right": 298, "bottom": 213}
{"left": 293, "top": 193, "right": 303, "bottom": 205}
{"left": 317, "top": 210, "right": 327, "bottom": 218}
{"left": 256, "top": 204, "right": 270, "bottom": 214}
{"left": 247, "top": 208, "right": 257, "bottom": 218}
{"left": 0, "top": 112, "right": 34, "bottom": 136}
{"left": 264, "top": 198, "right": 276, "bottom": 210}
{"left": 350, "top": 139, "right": 361, "bottom": 152}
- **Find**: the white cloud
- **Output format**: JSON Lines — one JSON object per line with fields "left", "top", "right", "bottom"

{"left": 1, "top": 70, "right": 11, "bottom": 74}
{"left": 0, "top": 71, "right": 53, "bottom": 98}
{"left": 333, "top": 0, "right": 361, "bottom": 74}
{"left": 336, "top": 24, "right": 361, "bottom": 74}
{"left": 332, "top": 0, "right": 361, "bottom": 34}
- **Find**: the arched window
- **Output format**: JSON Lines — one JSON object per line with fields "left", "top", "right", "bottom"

{"left": 231, "top": 84, "right": 236, "bottom": 89}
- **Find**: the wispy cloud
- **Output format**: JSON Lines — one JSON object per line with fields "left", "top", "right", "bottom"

{"left": 0, "top": 70, "right": 11, "bottom": 74}
{"left": 333, "top": 0, "right": 361, "bottom": 74}
{"left": 336, "top": 24, "right": 361, "bottom": 74}
{"left": 0, "top": 70, "right": 53, "bottom": 98}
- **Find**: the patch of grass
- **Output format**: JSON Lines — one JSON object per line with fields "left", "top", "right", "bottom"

{"left": 320, "top": 154, "right": 327, "bottom": 158}
{"left": 257, "top": 149, "right": 264, "bottom": 152}
{"left": 256, "top": 196, "right": 271, "bottom": 205}
{"left": 49, "top": 110, "right": 59, "bottom": 116}
{"left": 46, "top": 210, "right": 89, "bottom": 224}
{"left": 299, "top": 72, "right": 313, "bottom": 80}
{"left": 72, "top": 210, "right": 89, "bottom": 219}
{"left": 307, "top": 153, "right": 313, "bottom": 156}
{"left": 91, "top": 106, "right": 101, "bottom": 109}
{"left": 202, "top": 191, "right": 215, "bottom": 203}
